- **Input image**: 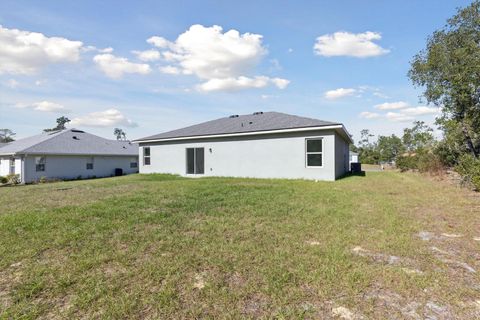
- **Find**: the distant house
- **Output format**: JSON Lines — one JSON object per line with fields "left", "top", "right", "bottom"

{"left": 0, "top": 129, "right": 138, "bottom": 183}
{"left": 350, "top": 151, "right": 359, "bottom": 163}
{"left": 134, "top": 111, "right": 352, "bottom": 181}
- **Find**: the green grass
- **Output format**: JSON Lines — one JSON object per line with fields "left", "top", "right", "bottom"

{"left": 0, "top": 173, "right": 479, "bottom": 318}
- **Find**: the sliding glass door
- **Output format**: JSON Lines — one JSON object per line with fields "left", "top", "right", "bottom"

{"left": 186, "top": 147, "right": 204, "bottom": 174}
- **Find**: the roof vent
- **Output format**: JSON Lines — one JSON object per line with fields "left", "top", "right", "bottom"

{"left": 229, "top": 114, "right": 239, "bottom": 118}
{"left": 72, "top": 136, "right": 80, "bottom": 140}
{"left": 253, "top": 111, "right": 263, "bottom": 115}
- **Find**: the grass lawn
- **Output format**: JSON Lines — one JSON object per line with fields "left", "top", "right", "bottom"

{"left": 0, "top": 172, "right": 479, "bottom": 318}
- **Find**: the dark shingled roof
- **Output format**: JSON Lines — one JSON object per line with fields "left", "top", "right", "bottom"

{"left": 137, "top": 111, "right": 340, "bottom": 141}
{"left": 0, "top": 129, "right": 138, "bottom": 156}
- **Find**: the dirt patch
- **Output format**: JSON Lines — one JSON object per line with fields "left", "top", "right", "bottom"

{"left": 306, "top": 240, "right": 320, "bottom": 246}
{"left": 331, "top": 306, "right": 362, "bottom": 319}
{"left": 193, "top": 273, "right": 206, "bottom": 290}
{"left": 430, "top": 246, "right": 476, "bottom": 273}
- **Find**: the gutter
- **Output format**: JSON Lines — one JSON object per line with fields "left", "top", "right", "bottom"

{"left": 134, "top": 124, "right": 354, "bottom": 144}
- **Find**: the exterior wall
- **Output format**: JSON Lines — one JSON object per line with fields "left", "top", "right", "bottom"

{"left": 0, "top": 157, "right": 22, "bottom": 177}
{"left": 334, "top": 134, "right": 350, "bottom": 179}
{"left": 139, "top": 130, "right": 340, "bottom": 181}
{"left": 22, "top": 155, "right": 138, "bottom": 183}
{"left": 0, "top": 157, "right": 10, "bottom": 176}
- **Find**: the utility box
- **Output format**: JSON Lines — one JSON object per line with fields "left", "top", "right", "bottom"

{"left": 351, "top": 162, "right": 362, "bottom": 173}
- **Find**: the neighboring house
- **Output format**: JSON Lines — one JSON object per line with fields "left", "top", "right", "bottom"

{"left": 134, "top": 111, "right": 352, "bottom": 181}
{"left": 350, "top": 151, "right": 359, "bottom": 163}
{"left": 0, "top": 129, "right": 138, "bottom": 183}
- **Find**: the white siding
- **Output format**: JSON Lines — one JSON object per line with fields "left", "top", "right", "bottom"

{"left": 23, "top": 155, "right": 138, "bottom": 183}
{"left": 0, "top": 157, "right": 10, "bottom": 176}
{"left": 139, "top": 130, "right": 342, "bottom": 181}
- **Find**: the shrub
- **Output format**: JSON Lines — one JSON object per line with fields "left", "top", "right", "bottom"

{"left": 396, "top": 154, "right": 418, "bottom": 172}
{"left": 417, "top": 152, "right": 445, "bottom": 175}
{"left": 0, "top": 176, "right": 7, "bottom": 184}
{"left": 39, "top": 176, "right": 47, "bottom": 184}
{"left": 455, "top": 154, "right": 480, "bottom": 190}
{"left": 396, "top": 151, "right": 445, "bottom": 174}
{"left": 6, "top": 174, "right": 21, "bottom": 185}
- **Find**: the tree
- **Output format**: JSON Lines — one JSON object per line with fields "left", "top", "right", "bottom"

{"left": 377, "top": 134, "right": 405, "bottom": 162}
{"left": 357, "top": 129, "right": 380, "bottom": 164}
{"left": 402, "top": 121, "right": 434, "bottom": 152}
{"left": 114, "top": 128, "right": 127, "bottom": 141}
{"left": 0, "top": 129, "right": 16, "bottom": 143}
{"left": 409, "top": 1, "right": 480, "bottom": 158}
{"left": 44, "top": 116, "right": 71, "bottom": 132}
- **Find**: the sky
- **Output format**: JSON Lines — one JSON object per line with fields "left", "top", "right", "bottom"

{"left": 0, "top": 0, "right": 473, "bottom": 141}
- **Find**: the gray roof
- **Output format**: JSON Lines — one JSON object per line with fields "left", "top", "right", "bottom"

{"left": 0, "top": 129, "right": 138, "bottom": 156}
{"left": 0, "top": 142, "right": 8, "bottom": 148}
{"left": 137, "top": 111, "right": 340, "bottom": 141}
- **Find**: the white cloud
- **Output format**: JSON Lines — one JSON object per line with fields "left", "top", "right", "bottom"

{"left": 147, "top": 24, "right": 288, "bottom": 92}
{"left": 6, "top": 79, "right": 19, "bottom": 88}
{"left": 373, "top": 91, "right": 389, "bottom": 99}
{"left": 70, "top": 108, "right": 137, "bottom": 127}
{"left": 359, "top": 111, "right": 381, "bottom": 119}
{"left": 0, "top": 25, "right": 83, "bottom": 74}
{"left": 93, "top": 54, "right": 151, "bottom": 79}
{"left": 270, "top": 77, "right": 290, "bottom": 89}
{"left": 132, "top": 49, "right": 160, "bottom": 61}
{"left": 15, "top": 100, "right": 69, "bottom": 113}
{"left": 197, "top": 76, "right": 289, "bottom": 92}
{"left": 314, "top": 31, "right": 389, "bottom": 58}
{"left": 82, "top": 46, "right": 112, "bottom": 53}
{"left": 374, "top": 101, "right": 409, "bottom": 110}
{"left": 159, "top": 65, "right": 181, "bottom": 75}
{"left": 99, "top": 47, "right": 113, "bottom": 53}
{"left": 401, "top": 106, "right": 439, "bottom": 116}
{"left": 385, "top": 112, "right": 415, "bottom": 122}
{"left": 362, "top": 104, "right": 440, "bottom": 122}
{"left": 147, "top": 36, "right": 172, "bottom": 48}
{"left": 325, "top": 88, "right": 357, "bottom": 100}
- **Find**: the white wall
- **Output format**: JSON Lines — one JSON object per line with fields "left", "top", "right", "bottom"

{"left": 0, "top": 157, "right": 10, "bottom": 176}
{"left": 0, "top": 157, "right": 22, "bottom": 177}
{"left": 139, "top": 130, "right": 349, "bottom": 181}
{"left": 22, "top": 155, "right": 138, "bottom": 183}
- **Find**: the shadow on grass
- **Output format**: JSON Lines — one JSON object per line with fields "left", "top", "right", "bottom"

{"left": 336, "top": 171, "right": 366, "bottom": 180}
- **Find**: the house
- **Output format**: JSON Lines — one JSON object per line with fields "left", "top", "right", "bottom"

{"left": 0, "top": 129, "right": 138, "bottom": 183}
{"left": 134, "top": 112, "right": 352, "bottom": 181}
{"left": 349, "top": 151, "right": 359, "bottom": 163}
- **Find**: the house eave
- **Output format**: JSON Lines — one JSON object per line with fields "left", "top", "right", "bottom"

{"left": 0, "top": 152, "right": 137, "bottom": 157}
{"left": 134, "top": 124, "right": 353, "bottom": 144}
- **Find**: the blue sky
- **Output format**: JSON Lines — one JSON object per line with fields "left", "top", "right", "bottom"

{"left": 0, "top": 0, "right": 472, "bottom": 141}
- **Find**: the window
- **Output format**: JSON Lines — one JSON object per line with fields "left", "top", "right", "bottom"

{"left": 186, "top": 147, "right": 204, "bottom": 174}
{"left": 86, "top": 157, "right": 94, "bottom": 170}
{"left": 10, "top": 158, "right": 16, "bottom": 175}
{"left": 143, "top": 147, "right": 151, "bottom": 165}
{"left": 130, "top": 157, "right": 138, "bottom": 168}
{"left": 35, "top": 156, "right": 46, "bottom": 172}
{"left": 306, "top": 138, "right": 323, "bottom": 167}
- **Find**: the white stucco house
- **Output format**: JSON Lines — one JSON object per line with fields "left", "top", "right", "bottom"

{"left": 134, "top": 112, "right": 353, "bottom": 181}
{"left": 0, "top": 129, "right": 138, "bottom": 183}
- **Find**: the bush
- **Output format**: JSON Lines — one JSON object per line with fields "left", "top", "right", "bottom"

{"left": 396, "top": 154, "right": 418, "bottom": 172}
{"left": 396, "top": 151, "right": 445, "bottom": 174}
{"left": 39, "top": 176, "right": 47, "bottom": 184}
{"left": 417, "top": 152, "right": 445, "bottom": 175}
{"left": 455, "top": 154, "right": 480, "bottom": 190}
{"left": 0, "top": 176, "right": 7, "bottom": 184}
{"left": 6, "top": 174, "right": 21, "bottom": 185}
